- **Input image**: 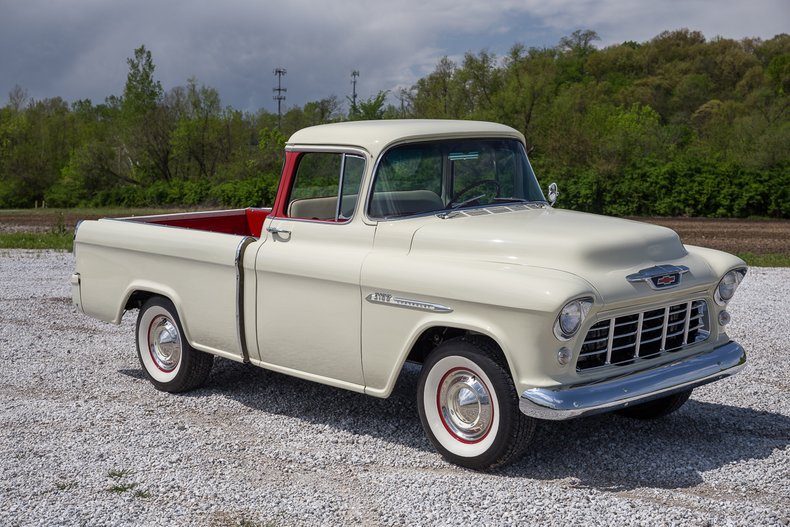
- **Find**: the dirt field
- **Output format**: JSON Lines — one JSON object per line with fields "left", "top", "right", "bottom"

{"left": 0, "top": 209, "right": 788, "bottom": 256}
{"left": 0, "top": 209, "right": 188, "bottom": 233}
{"left": 637, "top": 217, "right": 789, "bottom": 256}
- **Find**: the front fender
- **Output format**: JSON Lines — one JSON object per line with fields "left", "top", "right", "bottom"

{"left": 360, "top": 253, "right": 596, "bottom": 397}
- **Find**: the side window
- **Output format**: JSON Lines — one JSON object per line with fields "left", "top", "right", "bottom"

{"left": 368, "top": 145, "right": 444, "bottom": 218}
{"left": 374, "top": 145, "right": 442, "bottom": 196}
{"left": 339, "top": 155, "right": 364, "bottom": 219}
{"left": 287, "top": 153, "right": 364, "bottom": 221}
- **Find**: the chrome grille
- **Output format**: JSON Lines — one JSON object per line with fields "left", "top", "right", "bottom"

{"left": 577, "top": 300, "right": 708, "bottom": 371}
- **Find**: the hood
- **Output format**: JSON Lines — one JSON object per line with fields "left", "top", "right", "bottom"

{"left": 408, "top": 207, "right": 717, "bottom": 305}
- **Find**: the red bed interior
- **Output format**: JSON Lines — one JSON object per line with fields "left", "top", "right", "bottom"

{"left": 143, "top": 208, "right": 271, "bottom": 237}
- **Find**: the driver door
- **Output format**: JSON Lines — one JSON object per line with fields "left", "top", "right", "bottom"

{"left": 254, "top": 151, "right": 373, "bottom": 389}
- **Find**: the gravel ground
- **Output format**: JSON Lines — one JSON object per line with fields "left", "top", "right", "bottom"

{"left": 0, "top": 250, "right": 788, "bottom": 526}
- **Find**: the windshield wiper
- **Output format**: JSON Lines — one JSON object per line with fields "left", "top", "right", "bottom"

{"left": 449, "top": 194, "right": 486, "bottom": 210}
{"left": 492, "top": 197, "right": 529, "bottom": 203}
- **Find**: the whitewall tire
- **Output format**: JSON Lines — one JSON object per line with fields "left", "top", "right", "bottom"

{"left": 417, "top": 337, "right": 535, "bottom": 470}
{"left": 135, "top": 297, "right": 213, "bottom": 393}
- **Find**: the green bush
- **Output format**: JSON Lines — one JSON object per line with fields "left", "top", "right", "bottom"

{"left": 544, "top": 160, "right": 789, "bottom": 218}
{"left": 208, "top": 175, "right": 280, "bottom": 208}
{"left": 63, "top": 173, "right": 281, "bottom": 209}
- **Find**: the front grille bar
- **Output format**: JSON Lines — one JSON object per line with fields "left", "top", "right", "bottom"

{"left": 605, "top": 318, "right": 615, "bottom": 364}
{"left": 634, "top": 312, "right": 644, "bottom": 358}
{"left": 577, "top": 299, "right": 709, "bottom": 371}
{"left": 659, "top": 306, "right": 670, "bottom": 352}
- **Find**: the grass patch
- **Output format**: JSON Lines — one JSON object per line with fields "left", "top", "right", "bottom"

{"left": 105, "top": 467, "right": 147, "bottom": 496}
{"left": 108, "top": 482, "right": 138, "bottom": 493}
{"left": 133, "top": 489, "right": 151, "bottom": 499}
{"left": 737, "top": 252, "right": 790, "bottom": 267}
{"left": 0, "top": 231, "right": 72, "bottom": 250}
{"left": 107, "top": 468, "right": 136, "bottom": 479}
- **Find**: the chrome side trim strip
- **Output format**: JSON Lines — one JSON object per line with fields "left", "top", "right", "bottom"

{"left": 365, "top": 292, "right": 453, "bottom": 313}
{"left": 520, "top": 340, "right": 746, "bottom": 420}
{"left": 235, "top": 236, "right": 256, "bottom": 363}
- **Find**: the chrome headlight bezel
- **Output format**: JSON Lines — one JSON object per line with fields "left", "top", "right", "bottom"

{"left": 714, "top": 268, "right": 746, "bottom": 306}
{"left": 553, "top": 297, "right": 594, "bottom": 341}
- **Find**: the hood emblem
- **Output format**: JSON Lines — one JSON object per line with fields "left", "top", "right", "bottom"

{"left": 626, "top": 265, "right": 689, "bottom": 290}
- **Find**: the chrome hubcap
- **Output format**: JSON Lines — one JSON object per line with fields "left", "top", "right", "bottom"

{"left": 438, "top": 368, "right": 493, "bottom": 442}
{"left": 148, "top": 315, "right": 181, "bottom": 372}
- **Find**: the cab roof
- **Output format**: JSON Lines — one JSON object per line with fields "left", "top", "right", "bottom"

{"left": 286, "top": 119, "right": 525, "bottom": 158}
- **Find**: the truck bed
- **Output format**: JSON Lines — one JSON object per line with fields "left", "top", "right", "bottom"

{"left": 73, "top": 209, "right": 269, "bottom": 364}
{"left": 125, "top": 208, "right": 271, "bottom": 237}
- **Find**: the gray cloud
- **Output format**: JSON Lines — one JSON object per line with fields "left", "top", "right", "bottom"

{"left": 1, "top": 0, "right": 787, "bottom": 112}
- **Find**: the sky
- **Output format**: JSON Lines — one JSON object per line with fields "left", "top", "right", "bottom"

{"left": 1, "top": 0, "right": 787, "bottom": 113}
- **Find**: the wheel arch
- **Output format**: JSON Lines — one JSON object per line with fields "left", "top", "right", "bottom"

{"left": 120, "top": 282, "right": 194, "bottom": 346}
{"left": 405, "top": 326, "right": 509, "bottom": 368}
{"left": 369, "top": 322, "right": 518, "bottom": 399}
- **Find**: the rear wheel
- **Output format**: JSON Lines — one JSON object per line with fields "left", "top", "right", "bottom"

{"left": 417, "top": 337, "right": 535, "bottom": 470}
{"left": 616, "top": 389, "right": 693, "bottom": 420}
{"left": 135, "top": 297, "right": 213, "bottom": 393}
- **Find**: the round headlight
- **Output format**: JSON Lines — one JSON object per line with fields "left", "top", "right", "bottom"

{"left": 715, "top": 269, "right": 745, "bottom": 306}
{"left": 553, "top": 298, "right": 593, "bottom": 341}
{"left": 559, "top": 302, "right": 582, "bottom": 334}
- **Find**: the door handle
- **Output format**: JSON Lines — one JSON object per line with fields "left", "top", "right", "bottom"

{"left": 265, "top": 225, "right": 291, "bottom": 234}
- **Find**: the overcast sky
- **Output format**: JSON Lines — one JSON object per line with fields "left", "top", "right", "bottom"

{"left": 1, "top": 0, "right": 787, "bottom": 113}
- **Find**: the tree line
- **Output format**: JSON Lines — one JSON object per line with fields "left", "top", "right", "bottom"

{"left": 0, "top": 29, "right": 787, "bottom": 217}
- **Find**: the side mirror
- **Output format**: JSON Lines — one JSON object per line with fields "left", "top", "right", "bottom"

{"left": 548, "top": 182, "right": 559, "bottom": 207}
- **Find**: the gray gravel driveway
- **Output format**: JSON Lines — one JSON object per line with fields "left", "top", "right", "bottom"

{"left": 0, "top": 250, "right": 788, "bottom": 526}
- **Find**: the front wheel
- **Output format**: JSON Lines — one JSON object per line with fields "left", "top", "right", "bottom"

{"left": 417, "top": 337, "right": 535, "bottom": 470}
{"left": 135, "top": 297, "right": 213, "bottom": 393}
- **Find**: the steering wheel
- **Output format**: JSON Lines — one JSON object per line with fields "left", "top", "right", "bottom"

{"left": 447, "top": 180, "right": 501, "bottom": 209}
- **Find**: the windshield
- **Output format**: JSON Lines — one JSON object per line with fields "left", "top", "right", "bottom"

{"left": 368, "top": 138, "right": 545, "bottom": 219}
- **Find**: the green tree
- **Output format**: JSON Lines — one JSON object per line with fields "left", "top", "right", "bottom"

{"left": 410, "top": 56, "right": 464, "bottom": 118}
{"left": 118, "top": 45, "right": 173, "bottom": 183}
{"left": 170, "top": 79, "right": 227, "bottom": 180}
{"left": 353, "top": 91, "right": 389, "bottom": 120}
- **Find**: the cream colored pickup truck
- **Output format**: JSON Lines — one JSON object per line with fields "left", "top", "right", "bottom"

{"left": 72, "top": 120, "right": 747, "bottom": 469}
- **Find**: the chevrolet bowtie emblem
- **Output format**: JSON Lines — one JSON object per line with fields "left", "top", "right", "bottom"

{"left": 626, "top": 265, "right": 689, "bottom": 290}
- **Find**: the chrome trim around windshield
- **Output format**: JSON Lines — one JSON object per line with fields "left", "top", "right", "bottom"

{"left": 365, "top": 292, "right": 453, "bottom": 313}
{"left": 519, "top": 340, "right": 745, "bottom": 420}
{"left": 364, "top": 136, "right": 540, "bottom": 223}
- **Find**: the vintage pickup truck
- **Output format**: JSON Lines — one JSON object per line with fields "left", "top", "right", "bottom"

{"left": 72, "top": 120, "right": 747, "bottom": 469}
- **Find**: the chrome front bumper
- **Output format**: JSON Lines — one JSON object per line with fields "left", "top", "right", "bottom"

{"left": 519, "top": 341, "right": 746, "bottom": 420}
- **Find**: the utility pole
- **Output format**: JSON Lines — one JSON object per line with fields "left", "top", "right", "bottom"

{"left": 350, "top": 70, "right": 359, "bottom": 115}
{"left": 273, "top": 68, "right": 287, "bottom": 130}
{"left": 397, "top": 88, "right": 407, "bottom": 117}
